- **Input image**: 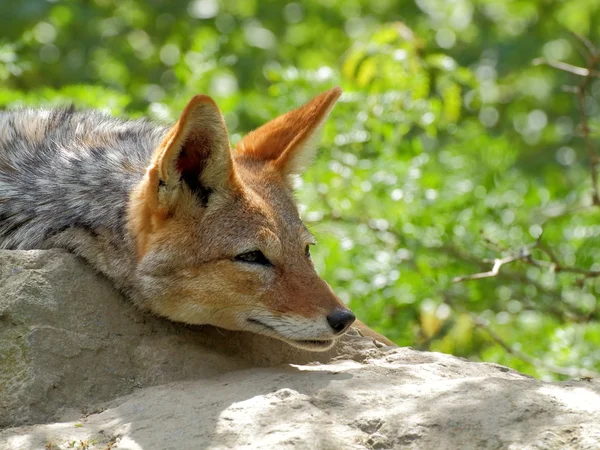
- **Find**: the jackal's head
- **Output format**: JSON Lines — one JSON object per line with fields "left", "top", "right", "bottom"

{"left": 128, "top": 87, "right": 354, "bottom": 351}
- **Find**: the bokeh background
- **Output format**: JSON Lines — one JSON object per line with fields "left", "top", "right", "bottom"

{"left": 2, "top": 0, "right": 600, "bottom": 380}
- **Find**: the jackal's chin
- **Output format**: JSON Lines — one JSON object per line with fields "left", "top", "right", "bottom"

{"left": 281, "top": 337, "right": 336, "bottom": 351}
{"left": 245, "top": 317, "right": 339, "bottom": 352}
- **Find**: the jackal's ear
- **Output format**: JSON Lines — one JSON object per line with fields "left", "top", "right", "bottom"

{"left": 237, "top": 87, "right": 342, "bottom": 178}
{"left": 151, "top": 95, "right": 234, "bottom": 205}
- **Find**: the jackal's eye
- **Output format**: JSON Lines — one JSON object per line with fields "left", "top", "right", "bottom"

{"left": 235, "top": 250, "right": 272, "bottom": 266}
{"left": 305, "top": 244, "right": 311, "bottom": 258}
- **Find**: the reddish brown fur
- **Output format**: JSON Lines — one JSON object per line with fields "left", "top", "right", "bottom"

{"left": 126, "top": 88, "right": 395, "bottom": 350}
{"left": 239, "top": 87, "right": 342, "bottom": 176}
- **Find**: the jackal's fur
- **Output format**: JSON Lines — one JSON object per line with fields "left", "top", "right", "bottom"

{"left": 0, "top": 88, "right": 393, "bottom": 350}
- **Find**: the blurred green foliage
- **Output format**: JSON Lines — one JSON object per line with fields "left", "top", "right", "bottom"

{"left": 2, "top": 0, "right": 600, "bottom": 380}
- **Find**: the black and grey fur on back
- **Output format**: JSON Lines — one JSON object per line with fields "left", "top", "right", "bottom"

{"left": 0, "top": 107, "right": 167, "bottom": 251}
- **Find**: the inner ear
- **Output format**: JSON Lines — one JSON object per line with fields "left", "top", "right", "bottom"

{"left": 176, "top": 137, "right": 214, "bottom": 206}
{"left": 151, "top": 94, "right": 235, "bottom": 207}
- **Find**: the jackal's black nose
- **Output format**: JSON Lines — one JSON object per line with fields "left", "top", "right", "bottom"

{"left": 327, "top": 309, "right": 356, "bottom": 334}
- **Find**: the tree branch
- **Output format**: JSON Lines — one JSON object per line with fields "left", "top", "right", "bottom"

{"left": 452, "top": 238, "right": 600, "bottom": 285}
{"left": 532, "top": 58, "right": 600, "bottom": 77}
{"left": 571, "top": 32, "right": 598, "bottom": 62}
{"left": 470, "top": 313, "right": 599, "bottom": 379}
{"left": 576, "top": 79, "right": 600, "bottom": 206}
{"left": 451, "top": 251, "right": 530, "bottom": 283}
{"left": 533, "top": 40, "right": 600, "bottom": 205}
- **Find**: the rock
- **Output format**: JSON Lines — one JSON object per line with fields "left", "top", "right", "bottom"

{"left": 0, "top": 250, "right": 376, "bottom": 429}
{"left": 1, "top": 250, "right": 600, "bottom": 449}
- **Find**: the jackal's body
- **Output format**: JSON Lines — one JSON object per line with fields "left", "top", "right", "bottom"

{"left": 0, "top": 90, "right": 394, "bottom": 350}
{"left": 0, "top": 108, "right": 163, "bottom": 250}
{"left": 0, "top": 108, "right": 171, "bottom": 303}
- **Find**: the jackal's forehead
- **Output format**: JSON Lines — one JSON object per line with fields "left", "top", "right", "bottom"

{"left": 225, "top": 190, "right": 309, "bottom": 242}
{"left": 201, "top": 167, "right": 313, "bottom": 252}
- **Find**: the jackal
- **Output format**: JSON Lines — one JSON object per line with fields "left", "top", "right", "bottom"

{"left": 0, "top": 88, "right": 393, "bottom": 350}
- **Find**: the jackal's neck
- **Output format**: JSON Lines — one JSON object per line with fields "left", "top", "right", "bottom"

{"left": 0, "top": 108, "right": 168, "bottom": 284}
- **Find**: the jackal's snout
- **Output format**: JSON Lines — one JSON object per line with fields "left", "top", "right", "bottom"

{"left": 327, "top": 308, "right": 356, "bottom": 335}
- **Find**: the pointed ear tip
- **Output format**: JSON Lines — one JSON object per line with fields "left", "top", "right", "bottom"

{"left": 317, "top": 86, "right": 342, "bottom": 105}
{"left": 186, "top": 94, "right": 220, "bottom": 111}
{"left": 323, "top": 86, "right": 342, "bottom": 99}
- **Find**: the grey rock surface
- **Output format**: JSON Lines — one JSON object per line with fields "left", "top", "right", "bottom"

{"left": 1, "top": 250, "right": 599, "bottom": 449}
{"left": 0, "top": 249, "right": 374, "bottom": 429}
